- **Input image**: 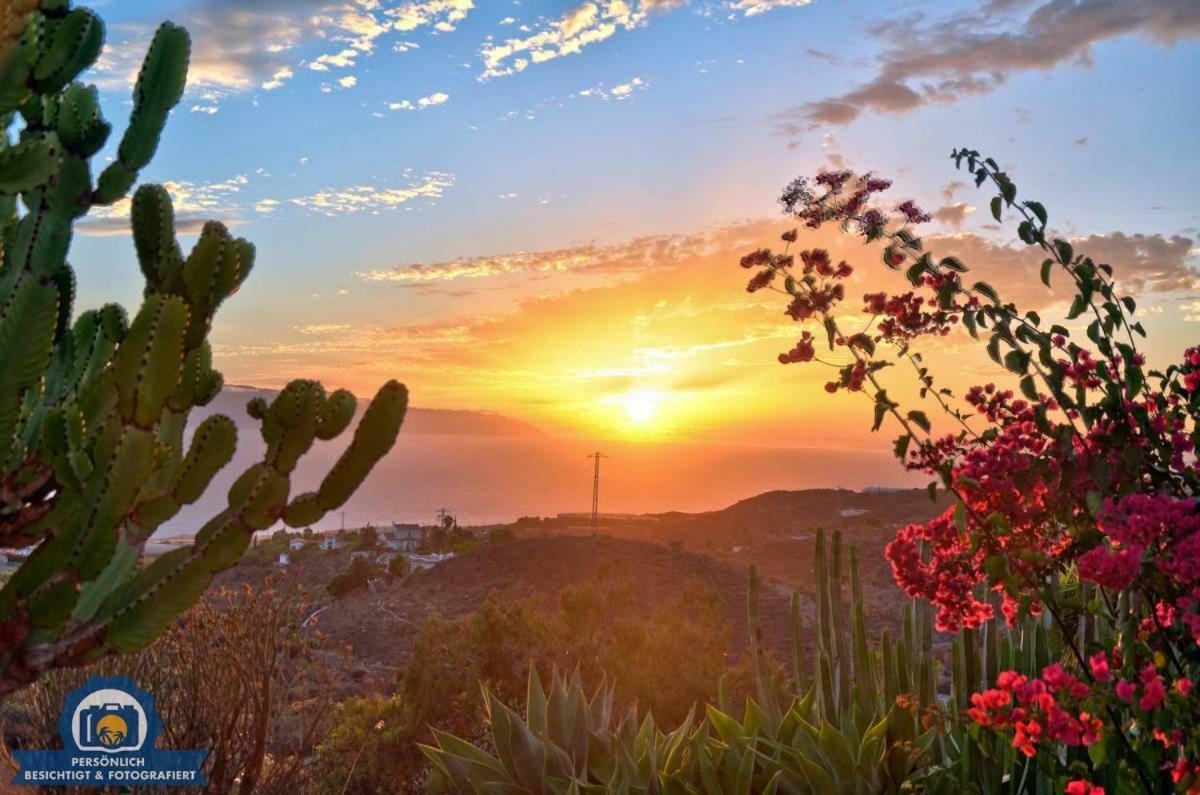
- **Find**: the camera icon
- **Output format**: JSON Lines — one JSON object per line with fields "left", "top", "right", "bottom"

{"left": 77, "top": 703, "right": 140, "bottom": 750}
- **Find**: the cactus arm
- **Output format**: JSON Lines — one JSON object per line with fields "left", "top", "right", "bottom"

{"left": 0, "top": 132, "right": 59, "bottom": 193}
{"left": 0, "top": 3, "right": 408, "bottom": 696}
{"left": 92, "top": 383, "right": 403, "bottom": 651}
{"left": 92, "top": 23, "right": 188, "bottom": 206}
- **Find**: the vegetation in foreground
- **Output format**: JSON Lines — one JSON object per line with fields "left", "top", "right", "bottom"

{"left": 429, "top": 159, "right": 1200, "bottom": 793}
{"left": 0, "top": 1, "right": 405, "bottom": 695}
{"left": 3, "top": 580, "right": 342, "bottom": 794}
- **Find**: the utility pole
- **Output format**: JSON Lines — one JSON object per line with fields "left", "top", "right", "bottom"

{"left": 587, "top": 451, "right": 607, "bottom": 537}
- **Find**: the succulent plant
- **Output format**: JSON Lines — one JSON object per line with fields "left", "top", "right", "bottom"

{"left": 424, "top": 530, "right": 1069, "bottom": 793}
{"left": 0, "top": 1, "right": 407, "bottom": 695}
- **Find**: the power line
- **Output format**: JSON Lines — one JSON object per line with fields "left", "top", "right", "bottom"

{"left": 586, "top": 451, "right": 608, "bottom": 537}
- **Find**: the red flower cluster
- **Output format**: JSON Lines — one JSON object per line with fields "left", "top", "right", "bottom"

{"left": 746, "top": 268, "right": 774, "bottom": 293}
{"left": 785, "top": 284, "right": 844, "bottom": 320}
{"left": 863, "top": 289, "right": 959, "bottom": 341}
{"left": 896, "top": 200, "right": 932, "bottom": 224}
{"left": 739, "top": 248, "right": 771, "bottom": 269}
{"left": 780, "top": 172, "right": 895, "bottom": 232}
{"left": 968, "top": 667, "right": 1101, "bottom": 757}
{"left": 1185, "top": 346, "right": 1200, "bottom": 392}
{"left": 1059, "top": 348, "right": 1103, "bottom": 390}
{"left": 778, "top": 332, "right": 816, "bottom": 365}
{"left": 1079, "top": 494, "right": 1200, "bottom": 645}
{"left": 747, "top": 163, "right": 1200, "bottom": 792}
{"left": 799, "top": 248, "right": 852, "bottom": 278}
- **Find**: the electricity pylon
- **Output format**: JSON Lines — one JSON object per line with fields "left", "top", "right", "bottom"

{"left": 587, "top": 451, "right": 607, "bottom": 537}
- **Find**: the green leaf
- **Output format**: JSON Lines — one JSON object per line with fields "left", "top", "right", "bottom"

{"left": 973, "top": 281, "right": 999, "bottom": 304}
{"left": 1026, "top": 201, "right": 1047, "bottom": 225}
{"left": 1127, "top": 366, "right": 1144, "bottom": 399}
{"left": 1054, "top": 239, "right": 1074, "bottom": 265}
{"left": 953, "top": 501, "right": 968, "bottom": 532}
{"left": 906, "top": 410, "right": 931, "bottom": 433}
{"left": 1017, "top": 221, "right": 1034, "bottom": 244}
{"left": 986, "top": 335, "right": 1002, "bottom": 365}
{"left": 1067, "top": 295, "right": 1087, "bottom": 320}
{"left": 1040, "top": 259, "right": 1053, "bottom": 287}
{"left": 1004, "top": 349, "right": 1031, "bottom": 375}
{"left": 990, "top": 196, "right": 1002, "bottom": 222}
{"left": 873, "top": 403, "right": 887, "bottom": 432}
{"left": 823, "top": 315, "right": 837, "bottom": 350}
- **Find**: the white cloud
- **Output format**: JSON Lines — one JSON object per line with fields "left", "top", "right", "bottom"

{"left": 387, "top": 91, "right": 450, "bottom": 110}
{"left": 288, "top": 173, "right": 455, "bottom": 216}
{"left": 79, "top": 175, "right": 251, "bottom": 236}
{"left": 477, "top": 0, "right": 812, "bottom": 79}
{"left": 479, "top": 1, "right": 650, "bottom": 80}
{"left": 262, "top": 66, "right": 294, "bottom": 90}
{"left": 93, "top": 1, "right": 475, "bottom": 111}
{"left": 577, "top": 75, "right": 648, "bottom": 101}
{"left": 726, "top": 0, "right": 813, "bottom": 16}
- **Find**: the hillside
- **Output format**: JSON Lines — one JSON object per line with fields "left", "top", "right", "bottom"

{"left": 222, "top": 536, "right": 798, "bottom": 684}
{"left": 520, "top": 487, "right": 949, "bottom": 614}
{"left": 216, "top": 488, "right": 949, "bottom": 686}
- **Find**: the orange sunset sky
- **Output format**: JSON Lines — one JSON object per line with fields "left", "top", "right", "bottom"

{"left": 73, "top": 0, "right": 1200, "bottom": 519}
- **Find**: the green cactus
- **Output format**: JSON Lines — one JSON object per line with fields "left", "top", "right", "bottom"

{"left": 0, "top": 2, "right": 407, "bottom": 694}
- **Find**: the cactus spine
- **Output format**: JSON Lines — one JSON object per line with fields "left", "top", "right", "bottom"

{"left": 0, "top": 2, "right": 407, "bottom": 694}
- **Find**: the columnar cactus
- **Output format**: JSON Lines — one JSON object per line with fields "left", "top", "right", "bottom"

{"left": 0, "top": 2, "right": 407, "bottom": 695}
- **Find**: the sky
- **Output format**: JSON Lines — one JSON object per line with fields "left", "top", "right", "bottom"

{"left": 71, "top": 0, "right": 1200, "bottom": 461}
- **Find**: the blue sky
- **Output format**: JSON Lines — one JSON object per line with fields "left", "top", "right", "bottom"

{"left": 69, "top": 0, "right": 1200, "bottom": 444}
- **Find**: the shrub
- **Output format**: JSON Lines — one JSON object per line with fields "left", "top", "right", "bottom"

{"left": 488, "top": 526, "right": 515, "bottom": 543}
{"left": 3, "top": 581, "right": 342, "bottom": 793}
{"left": 420, "top": 526, "right": 482, "bottom": 554}
{"left": 311, "top": 694, "right": 410, "bottom": 795}
{"left": 743, "top": 151, "right": 1199, "bottom": 792}
{"left": 315, "top": 567, "right": 729, "bottom": 792}
{"left": 387, "top": 553, "right": 408, "bottom": 578}
{"left": 326, "top": 557, "right": 380, "bottom": 599}
{"left": 422, "top": 532, "right": 932, "bottom": 793}
{"left": 356, "top": 526, "right": 379, "bottom": 550}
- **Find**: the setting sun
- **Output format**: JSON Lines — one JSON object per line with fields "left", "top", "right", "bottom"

{"left": 620, "top": 389, "right": 664, "bottom": 425}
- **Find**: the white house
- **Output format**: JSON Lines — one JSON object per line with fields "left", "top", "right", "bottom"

{"left": 320, "top": 536, "right": 342, "bottom": 552}
{"left": 278, "top": 553, "right": 290, "bottom": 566}
{"left": 289, "top": 538, "right": 310, "bottom": 551}
{"left": 380, "top": 523, "right": 422, "bottom": 552}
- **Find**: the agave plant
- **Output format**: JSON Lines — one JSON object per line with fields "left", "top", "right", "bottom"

{"left": 423, "top": 532, "right": 928, "bottom": 793}
{"left": 423, "top": 529, "right": 1074, "bottom": 793}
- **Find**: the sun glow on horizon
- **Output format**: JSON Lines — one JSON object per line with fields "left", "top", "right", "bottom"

{"left": 619, "top": 388, "right": 665, "bottom": 425}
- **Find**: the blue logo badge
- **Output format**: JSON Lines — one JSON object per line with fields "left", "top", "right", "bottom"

{"left": 12, "top": 675, "right": 208, "bottom": 788}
